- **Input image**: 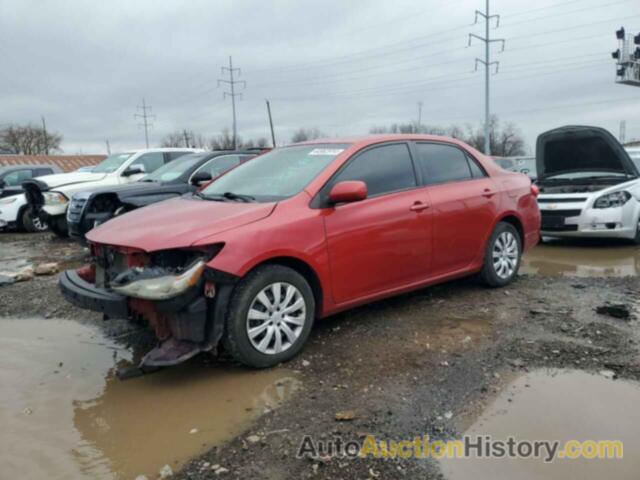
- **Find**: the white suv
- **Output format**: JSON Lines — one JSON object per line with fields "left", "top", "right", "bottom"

{"left": 23, "top": 148, "right": 201, "bottom": 237}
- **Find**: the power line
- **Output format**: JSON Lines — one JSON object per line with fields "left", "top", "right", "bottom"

{"left": 218, "top": 56, "right": 245, "bottom": 150}
{"left": 469, "top": 0, "right": 504, "bottom": 155}
{"left": 134, "top": 98, "right": 155, "bottom": 148}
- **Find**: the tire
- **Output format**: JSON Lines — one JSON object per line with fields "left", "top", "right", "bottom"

{"left": 223, "top": 265, "right": 315, "bottom": 368}
{"left": 480, "top": 222, "right": 522, "bottom": 287}
{"left": 48, "top": 216, "right": 69, "bottom": 238}
{"left": 20, "top": 208, "right": 48, "bottom": 233}
{"left": 633, "top": 216, "right": 640, "bottom": 245}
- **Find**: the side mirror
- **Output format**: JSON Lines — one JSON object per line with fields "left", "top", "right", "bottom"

{"left": 122, "top": 164, "right": 145, "bottom": 177}
{"left": 328, "top": 181, "right": 367, "bottom": 204}
{"left": 191, "top": 170, "right": 213, "bottom": 186}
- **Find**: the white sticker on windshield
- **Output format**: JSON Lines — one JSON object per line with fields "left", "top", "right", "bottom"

{"left": 308, "top": 148, "right": 344, "bottom": 156}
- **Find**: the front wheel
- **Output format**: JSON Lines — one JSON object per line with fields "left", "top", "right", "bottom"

{"left": 223, "top": 265, "right": 315, "bottom": 368}
{"left": 480, "top": 222, "right": 522, "bottom": 287}
{"left": 20, "top": 208, "right": 48, "bottom": 233}
{"left": 633, "top": 216, "right": 640, "bottom": 245}
{"left": 48, "top": 216, "right": 69, "bottom": 238}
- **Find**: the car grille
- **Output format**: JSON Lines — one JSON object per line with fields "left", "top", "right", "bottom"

{"left": 537, "top": 197, "right": 587, "bottom": 203}
{"left": 541, "top": 209, "right": 582, "bottom": 232}
{"left": 67, "top": 197, "right": 87, "bottom": 222}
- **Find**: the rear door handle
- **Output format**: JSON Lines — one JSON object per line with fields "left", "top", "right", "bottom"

{"left": 410, "top": 202, "right": 430, "bottom": 212}
{"left": 482, "top": 188, "right": 496, "bottom": 198}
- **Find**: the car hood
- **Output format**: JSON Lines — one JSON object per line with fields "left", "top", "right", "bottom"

{"left": 86, "top": 196, "right": 277, "bottom": 251}
{"left": 34, "top": 171, "right": 108, "bottom": 190}
{"left": 536, "top": 126, "right": 639, "bottom": 180}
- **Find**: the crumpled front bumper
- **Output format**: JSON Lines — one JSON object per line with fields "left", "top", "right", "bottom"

{"left": 59, "top": 269, "right": 128, "bottom": 318}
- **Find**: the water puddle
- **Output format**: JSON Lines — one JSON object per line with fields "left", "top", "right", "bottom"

{"left": 441, "top": 369, "right": 640, "bottom": 479}
{"left": 522, "top": 242, "right": 640, "bottom": 277}
{"left": 0, "top": 318, "right": 300, "bottom": 479}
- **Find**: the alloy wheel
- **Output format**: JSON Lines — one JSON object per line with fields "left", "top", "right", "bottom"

{"left": 246, "top": 282, "right": 307, "bottom": 355}
{"left": 492, "top": 231, "right": 519, "bottom": 279}
{"left": 31, "top": 214, "right": 47, "bottom": 231}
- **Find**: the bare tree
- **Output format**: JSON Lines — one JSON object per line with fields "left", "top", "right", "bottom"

{"left": 0, "top": 123, "right": 62, "bottom": 154}
{"left": 209, "top": 128, "right": 236, "bottom": 150}
{"left": 369, "top": 116, "right": 525, "bottom": 157}
{"left": 291, "top": 128, "right": 325, "bottom": 143}
{"left": 160, "top": 131, "right": 184, "bottom": 148}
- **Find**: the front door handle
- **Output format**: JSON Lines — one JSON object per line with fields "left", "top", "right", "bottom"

{"left": 410, "top": 202, "right": 430, "bottom": 212}
{"left": 482, "top": 188, "right": 496, "bottom": 198}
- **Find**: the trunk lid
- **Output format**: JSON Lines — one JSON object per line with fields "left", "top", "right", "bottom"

{"left": 536, "top": 126, "right": 639, "bottom": 181}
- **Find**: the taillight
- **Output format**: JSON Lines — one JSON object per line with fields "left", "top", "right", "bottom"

{"left": 530, "top": 184, "right": 539, "bottom": 197}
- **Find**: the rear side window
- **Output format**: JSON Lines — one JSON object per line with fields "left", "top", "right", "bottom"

{"left": 415, "top": 143, "right": 473, "bottom": 184}
{"left": 467, "top": 156, "right": 487, "bottom": 178}
{"left": 134, "top": 152, "right": 165, "bottom": 173}
{"left": 197, "top": 155, "right": 243, "bottom": 177}
{"left": 34, "top": 168, "right": 53, "bottom": 177}
{"left": 167, "top": 151, "right": 191, "bottom": 161}
{"left": 2, "top": 169, "right": 32, "bottom": 186}
{"left": 334, "top": 143, "right": 416, "bottom": 197}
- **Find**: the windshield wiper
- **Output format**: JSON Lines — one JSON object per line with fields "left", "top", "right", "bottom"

{"left": 193, "top": 191, "right": 255, "bottom": 202}
{"left": 221, "top": 191, "right": 255, "bottom": 202}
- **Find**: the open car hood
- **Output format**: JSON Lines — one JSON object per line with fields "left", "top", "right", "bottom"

{"left": 536, "top": 126, "right": 639, "bottom": 180}
{"left": 86, "top": 196, "right": 277, "bottom": 251}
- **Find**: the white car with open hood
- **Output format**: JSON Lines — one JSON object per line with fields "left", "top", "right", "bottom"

{"left": 22, "top": 148, "right": 200, "bottom": 237}
{"left": 536, "top": 126, "right": 640, "bottom": 243}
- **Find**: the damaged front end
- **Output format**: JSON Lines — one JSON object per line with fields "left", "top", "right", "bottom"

{"left": 59, "top": 243, "right": 237, "bottom": 371}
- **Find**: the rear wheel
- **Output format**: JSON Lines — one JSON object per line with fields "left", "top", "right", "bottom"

{"left": 223, "top": 265, "right": 315, "bottom": 368}
{"left": 480, "top": 222, "right": 522, "bottom": 287}
{"left": 20, "top": 208, "right": 48, "bottom": 233}
{"left": 633, "top": 216, "right": 640, "bottom": 245}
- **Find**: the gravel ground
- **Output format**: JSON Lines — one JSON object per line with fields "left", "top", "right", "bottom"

{"left": 1, "top": 231, "right": 639, "bottom": 479}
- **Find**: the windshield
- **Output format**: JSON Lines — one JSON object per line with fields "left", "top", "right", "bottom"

{"left": 92, "top": 153, "right": 133, "bottom": 173}
{"left": 142, "top": 153, "right": 208, "bottom": 182}
{"left": 200, "top": 144, "right": 349, "bottom": 201}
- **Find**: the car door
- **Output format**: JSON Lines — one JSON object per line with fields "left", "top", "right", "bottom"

{"left": 413, "top": 142, "right": 498, "bottom": 275}
{"left": 322, "top": 142, "right": 432, "bottom": 304}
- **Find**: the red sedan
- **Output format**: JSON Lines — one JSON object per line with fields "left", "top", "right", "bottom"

{"left": 59, "top": 135, "right": 540, "bottom": 369}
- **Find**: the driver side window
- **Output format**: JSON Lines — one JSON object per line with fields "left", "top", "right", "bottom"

{"left": 3, "top": 169, "right": 32, "bottom": 186}
{"left": 197, "top": 155, "right": 242, "bottom": 177}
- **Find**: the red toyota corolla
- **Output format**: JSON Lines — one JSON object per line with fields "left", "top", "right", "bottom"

{"left": 60, "top": 135, "right": 540, "bottom": 369}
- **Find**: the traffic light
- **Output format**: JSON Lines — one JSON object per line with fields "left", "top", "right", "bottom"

{"left": 635, "top": 47, "right": 640, "bottom": 60}
{"left": 616, "top": 27, "right": 625, "bottom": 40}
{"left": 617, "top": 66, "right": 626, "bottom": 77}
{"left": 612, "top": 49, "right": 621, "bottom": 60}
{"left": 635, "top": 33, "right": 640, "bottom": 45}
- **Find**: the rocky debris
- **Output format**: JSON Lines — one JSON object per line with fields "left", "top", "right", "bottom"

{"left": 213, "top": 466, "right": 229, "bottom": 475}
{"left": 34, "top": 262, "right": 59, "bottom": 276}
{"left": 246, "top": 434, "right": 261, "bottom": 444}
{"left": 0, "top": 266, "right": 34, "bottom": 282}
{"left": 599, "top": 369, "right": 617, "bottom": 379}
{"left": 0, "top": 274, "right": 15, "bottom": 286}
{"left": 134, "top": 476, "right": 149, "bottom": 480}
{"left": 335, "top": 410, "right": 356, "bottom": 421}
{"left": 189, "top": 428, "right": 198, "bottom": 434}
{"left": 159, "top": 464, "right": 173, "bottom": 478}
{"left": 595, "top": 304, "right": 631, "bottom": 320}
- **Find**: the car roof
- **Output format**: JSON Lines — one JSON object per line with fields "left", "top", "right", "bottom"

{"left": 292, "top": 134, "right": 479, "bottom": 151}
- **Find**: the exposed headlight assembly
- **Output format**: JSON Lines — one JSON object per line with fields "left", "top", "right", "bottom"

{"left": 43, "top": 191, "right": 69, "bottom": 205}
{"left": 593, "top": 191, "right": 631, "bottom": 209}
{"left": 0, "top": 196, "right": 18, "bottom": 205}
{"left": 111, "top": 259, "right": 206, "bottom": 300}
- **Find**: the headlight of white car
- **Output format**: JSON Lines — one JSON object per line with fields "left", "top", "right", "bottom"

{"left": 593, "top": 191, "right": 631, "bottom": 209}
{"left": 43, "top": 192, "right": 69, "bottom": 205}
{"left": 0, "top": 197, "right": 18, "bottom": 205}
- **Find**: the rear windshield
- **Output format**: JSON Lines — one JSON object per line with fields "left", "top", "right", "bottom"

{"left": 93, "top": 153, "right": 133, "bottom": 173}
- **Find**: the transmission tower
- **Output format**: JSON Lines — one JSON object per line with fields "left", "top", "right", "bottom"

{"left": 612, "top": 27, "right": 640, "bottom": 86}
{"left": 469, "top": 0, "right": 505, "bottom": 155}
{"left": 218, "top": 56, "right": 246, "bottom": 150}
{"left": 134, "top": 98, "right": 155, "bottom": 148}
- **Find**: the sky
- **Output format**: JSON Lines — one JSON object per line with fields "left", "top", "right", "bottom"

{"left": 1, "top": 0, "right": 640, "bottom": 154}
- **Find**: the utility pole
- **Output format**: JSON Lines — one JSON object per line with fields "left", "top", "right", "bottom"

{"left": 266, "top": 99, "right": 276, "bottom": 148}
{"left": 218, "top": 56, "right": 245, "bottom": 150}
{"left": 182, "top": 129, "right": 191, "bottom": 147}
{"left": 105, "top": 139, "right": 111, "bottom": 154}
{"left": 416, "top": 101, "right": 423, "bottom": 131}
{"left": 41, "top": 116, "right": 49, "bottom": 155}
{"left": 619, "top": 120, "right": 627, "bottom": 143}
{"left": 469, "top": 0, "right": 504, "bottom": 155}
{"left": 134, "top": 98, "right": 155, "bottom": 148}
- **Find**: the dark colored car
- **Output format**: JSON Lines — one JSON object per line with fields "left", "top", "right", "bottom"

{"left": 0, "top": 164, "right": 61, "bottom": 198}
{"left": 67, "top": 150, "right": 260, "bottom": 241}
{"left": 60, "top": 135, "right": 540, "bottom": 370}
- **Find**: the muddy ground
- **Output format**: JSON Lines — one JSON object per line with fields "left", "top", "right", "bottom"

{"left": 1, "top": 231, "right": 639, "bottom": 479}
